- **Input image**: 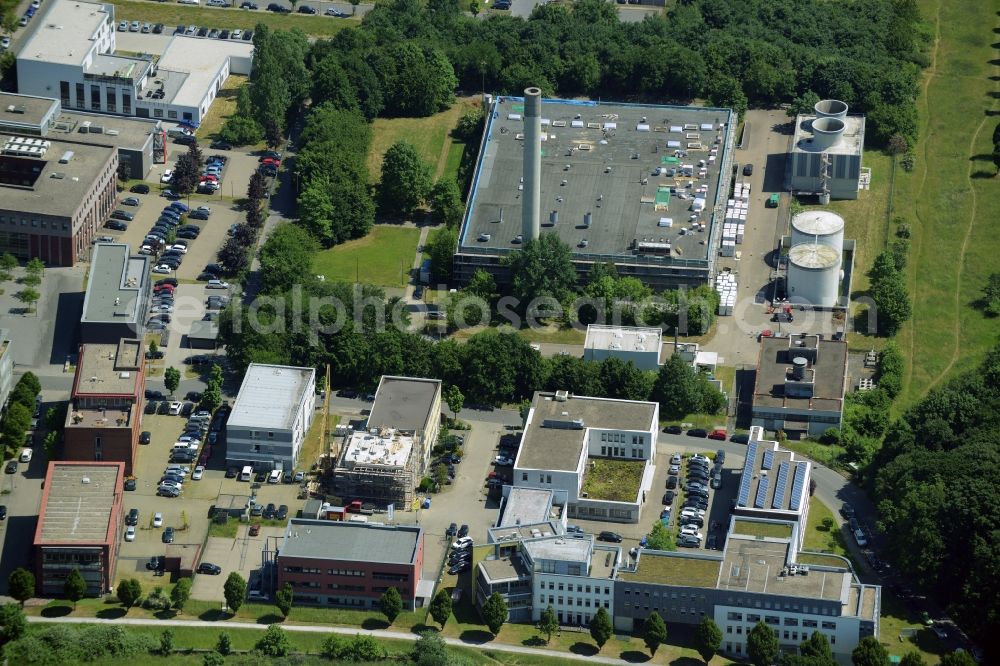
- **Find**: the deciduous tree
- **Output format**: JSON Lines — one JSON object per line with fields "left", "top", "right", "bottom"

{"left": 589, "top": 606, "right": 613, "bottom": 648}
{"left": 429, "top": 178, "right": 464, "bottom": 227}
{"left": 643, "top": 610, "right": 667, "bottom": 656}
{"left": 379, "top": 141, "right": 432, "bottom": 218}
{"left": 537, "top": 604, "right": 558, "bottom": 643}
{"left": 164, "top": 367, "right": 180, "bottom": 396}
{"left": 255, "top": 624, "right": 289, "bottom": 657}
{"left": 851, "top": 636, "right": 889, "bottom": 666}
{"left": 748, "top": 620, "right": 779, "bottom": 666}
{"left": 275, "top": 582, "right": 294, "bottom": 618}
{"left": 223, "top": 572, "right": 246, "bottom": 614}
{"left": 171, "top": 578, "right": 191, "bottom": 611}
{"left": 481, "top": 592, "right": 508, "bottom": 635}
{"left": 379, "top": 586, "right": 402, "bottom": 624}
{"left": 7, "top": 569, "right": 34, "bottom": 607}
{"left": 503, "top": 233, "right": 578, "bottom": 310}
{"left": 694, "top": 616, "right": 722, "bottom": 664}
{"left": 116, "top": 579, "right": 143, "bottom": 611}
{"left": 428, "top": 588, "right": 452, "bottom": 628}
{"left": 64, "top": 569, "right": 86, "bottom": 607}
{"left": 0, "top": 603, "right": 27, "bottom": 645}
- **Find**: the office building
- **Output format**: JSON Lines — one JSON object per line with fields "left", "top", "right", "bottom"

{"left": 275, "top": 519, "right": 425, "bottom": 610}
{"left": 583, "top": 325, "right": 663, "bottom": 370}
{"left": 33, "top": 461, "right": 125, "bottom": 596}
{"left": 80, "top": 243, "right": 151, "bottom": 342}
{"left": 225, "top": 364, "right": 316, "bottom": 472}
{"left": 64, "top": 338, "right": 145, "bottom": 474}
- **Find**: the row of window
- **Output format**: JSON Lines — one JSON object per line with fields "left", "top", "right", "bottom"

{"left": 545, "top": 581, "right": 610, "bottom": 595}
{"left": 623, "top": 603, "right": 706, "bottom": 616}
{"left": 600, "top": 446, "right": 643, "bottom": 458}
{"left": 540, "top": 595, "right": 610, "bottom": 609}
{"left": 622, "top": 588, "right": 708, "bottom": 602}
{"left": 0, "top": 217, "right": 71, "bottom": 231}
{"left": 725, "top": 626, "right": 837, "bottom": 645}
{"left": 283, "top": 567, "right": 367, "bottom": 577}
{"left": 372, "top": 572, "right": 409, "bottom": 582}
{"left": 599, "top": 432, "right": 645, "bottom": 445}
{"left": 724, "top": 596, "right": 836, "bottom": 615}
{"left": 59, "top": 81, "right": 133, "bottom": 115}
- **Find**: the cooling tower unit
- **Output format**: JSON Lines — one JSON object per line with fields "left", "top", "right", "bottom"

{"left": 521, "top": 86, "right": 542, "bottom": 243}
{"left": 791, "top": 210, "right": 845, "bottom": 250}
{"left": 787, "top": 243, "right": 842, "bottom": 307}
{"left": 809, "top": 117, "right": 846, "bottom": 151}
{"left": 813, "top": 99, "right": 848, "bottom": 120}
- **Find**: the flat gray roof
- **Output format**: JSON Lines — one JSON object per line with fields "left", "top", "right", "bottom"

{"left": 19, "top": 0, "right": 110, "bottom": 67}
{"left": 517, "top": 392, "right": 657, "bottom": 471}
{"left": 0, "top": 93, "right": 58, "bottom": 127}
{"left": 792, "top": 114, "right": 865, "bottom": 157}
{"left": 0, "top": 136, "right": 116, "bottom": 218}
{"left": 81, "top": 244, "right": 149, "bottom": 325}
{"left": 188, "top": 320, "right": 218, "bottom": 340}
{"left": 85, "top": 54, "right": 151, "bottom": 83}
{"left": 37, "top": 462, "right": 122, "bottom": 544}
{"left": 460, "top": 96, "right": 733, "bottom": 261}
{"left": 753, "top": 335, "right": 847, "bottom": 412}
{"left": 153, "top": 36, "right": 253, "bottom": 107}
{"left": 523, "top": 534, "right": 592, "bottom": 565}
{"left": 229, "top": 363, "right": 314, "bottom": 431}
{"left": 480, "top": 554, "right": 532, "bottom": 583}
{"left": 367, "top": 376, "right": 441, "bottom": 433}
{"left": 499, "top": 487, "right": 553, "bottom": 527}
{"left": 279, "top": 519, "right": 421, "bottom": 564}
{"left": 719, "top": 537, "right": 848, "bottom": 602}
{"left": 584, "top": 325, "right": 662, "bottom": 353}
{"left": 72, "top": 339, "right": 142, "bottom": 397}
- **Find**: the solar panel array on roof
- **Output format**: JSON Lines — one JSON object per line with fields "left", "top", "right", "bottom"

{"left": 789, "top": 462, "right": 808, "bottom": 510}
{"left": 737, "top": 441, "right": 758, "bottom": 507}
{"left": 761, "top": 449, "right": 774, "bottom": 471}
{"left": 754, "top": 476, "right": 770, "bottom": 509}
{"left": 772, "top": 461, "right": 790, "bottom": 509}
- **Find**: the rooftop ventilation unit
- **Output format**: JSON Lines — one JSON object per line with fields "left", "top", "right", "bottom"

{"left": 59, "top": 150, "right": 74, "bottom": 164}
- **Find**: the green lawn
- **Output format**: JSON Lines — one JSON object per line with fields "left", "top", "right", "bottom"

{"left": 368, "top": 97, "right": 480, "bottom": 184}
{"left": 732, "top": 519, "right": 793, "bottom": 539}
{"left": 892, "top": 0, "right": 1000, "bottom": 408}
{"left": 195, "top": 74, "right": 246, "bottom": 143}
{"left": 618, "top": 553, "right": 722, "bottom": 587}
{"left": 802, "top": 497, "right": 850, "bottom": 559}
{"left": 207, "top": 519, "right": 238, "bottom": 538}
{"left": 107, "top": 0, "right": 357, "bottom": 36}
{"left": 312, "top": 225, "right": 421, "bottom": 287}
{"left": 781, "top": 439, "right": 847, "bottom": 471}
{"left": 580, "top": 458, "right": 645, "bottom": 502}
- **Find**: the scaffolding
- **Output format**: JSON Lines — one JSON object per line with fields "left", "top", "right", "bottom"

{"left": 333, "top": 427, "right": 424, "bottom": 508}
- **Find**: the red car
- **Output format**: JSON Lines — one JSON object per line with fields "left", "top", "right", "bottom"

{"left": 248, "top": 524, "right": 260, "bottom": 536}
{"left": 154, "top": 284, "right": 175, "bottom": 294}
{"left": 260, "top": 157, "right": 281, "bottom": 167}
{"left": 200, "top": 174, "right": 219, "bottom": 182}
{"left": 708, "top": 429, "right": 728, "bottom": 441}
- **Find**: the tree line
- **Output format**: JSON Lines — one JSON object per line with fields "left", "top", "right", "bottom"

{"left": 868, "top": 343, "right": 1000, "bottom": 649}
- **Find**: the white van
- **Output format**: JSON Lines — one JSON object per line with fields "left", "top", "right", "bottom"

{"left": 240, "top": 466, "right": 252, "bottom": 482}
{"left": 19, "top": 448, "right": 32, "bottom": 463}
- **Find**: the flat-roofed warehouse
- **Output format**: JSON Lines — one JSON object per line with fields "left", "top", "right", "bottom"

{"left": 453, "top": 95, "right": 737, "bottom": 291}
{"left": 33, "top": 461, "right": 125, "bottom": 596}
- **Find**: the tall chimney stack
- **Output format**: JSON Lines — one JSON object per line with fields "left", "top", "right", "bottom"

{"left": 522, "top": 87, "right": 542, "bottom": 243}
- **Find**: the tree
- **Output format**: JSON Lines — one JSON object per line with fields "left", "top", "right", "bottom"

{"left": 379, "top": 586, "right": 402, "bottom": 624}
{"left": 747, "top": 621, "right": 779, "bottom": 666}
{"left": 42, "top": 431, "right": 59, "bottom": 461}
{"left": 868, "top": 250, "right": 912, "bottom": 336}
{"left": 116, "top": 578, "right": 142, "bottom": 611}
{"left": 651, "top": 354, "right": 702, "bottom": 419}
{"left": 428, "top": 588, "right": 453, "bottom": 629}
{"left": 0, "top": 603, "right": 27, "bottom": 645}
{"left": 0, "top": 253, "right": 16, "bottom": 273}
{"left": 223, "top": 572, "right": 246, "bottom": 613}
{"left": 258, "top": 223, "right": 318, "bottom": 294}
{"left": 117, "top": 162, "right": 132, "bottom": 184}
{"left": 429, "top": 179, "right": 464, "bottom": 227}
{"left": 1, "top": 402, "right": 31, "bottom": 455}
{"left": 939, "top": 652, "right": 977, "bottom": 666}
{"left": 159, "top": 629, "right": 174, "bottom": 655}
{"left": 411, "top": 632, "right": 449, "bottom": 666}
{"left": 14, "top": 287, "right": 39, "bottom": 313}
{"left": 171, "top": 577, "right": 192, "bottom": 611}
{"left": 597, "top": 357, "right": 653, "bottom": 401}
{"left": 202, "top": 653, "right": 225, "bottom": 666}
{"left": 800, "top": 631, "right": 835, "bottom": 665}
{"left": 982, "top": 273, "right": 1000, "bottom": 316}
{"left": 248, "top": 171, "right": 268, "bottom": 202}
{"left": 469, "top": 0, "right": 480, "bottom": 17}
{"left": 164, "top": 367, "right": 180, "bottom": 396}
{"left": 255, "top": 624, "right": 290, "bottom": 657}
{"left": 379, "top": 141, "right": 433, "bottom": 218}
{"left": 536, "top": 604, "right": 558, "bottom": 643}
{"left": 898, "top": 654, "right": 926, "bottom": 666}
{"left": 428, "top": 226, "right": 457, "bottom": 284}
{"left": 264, "top": 119, "right": 283, "bottom": 150}
{"left": 275, "top": 582, "right": 293, "bottom": 618}
{"left": 589, "top": 606, "right": 613, "bottom": 648}
{"left": 7, "top": 569, "right": 34, "bottom": 607}
{"left": 694, "top": 617, "right": 722, "bottom": 664}
{"left": 216, "top": 631, "right": 232, "bottom": 655}
{"left": 350, "top": 0, "right": 359, "bottom": 14}
{"left": 481, "top": 592, "right": 508, "bottom": 635}
{"left": 503, "top": 233, "right": 578, "bottom": 310}
{"left": 64, "top": 568, "right": 86, "bottom": 607}
{"left": 220, "top": 116, "right": 263, "bottom": 146}
{"left": 25, "top": 258, "right": 44, "bottom": 282}
{"left": 646, "top": 520, "right": 675, "bottom": 551}
{"left": 349, "top": 634, "right": 388, "bottom": 661}
{"left": 851, "top": 636, "right": 890, "bottom": 666}
{"left": 643, "top": 611, "right": 667, "bottom": 656}
{"left": 170, "top": 143, "right": 202, "bottom": 195}
{"left": 444, "top": 385, "right": 465, "bottom": 420}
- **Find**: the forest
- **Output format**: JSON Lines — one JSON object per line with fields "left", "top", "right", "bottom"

{"left": 870, "top": 343, "right": 1000, "bottom": 644}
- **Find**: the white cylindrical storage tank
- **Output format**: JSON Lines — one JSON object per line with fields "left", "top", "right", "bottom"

{"left": 810, "top": 117, "right": 845, "bottom": 150}
{"left": 813, "top": 99, "right": 848, "bottom": 120}
{"left": 788, "top": 243, "right": 841, "bottom": 307}
{"left": 791, "top": 210, "right": 845, "bottom": 250}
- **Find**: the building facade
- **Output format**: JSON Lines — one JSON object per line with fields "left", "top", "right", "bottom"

{"left": 80, "top": 243, "right": 151, "bottom": 342}
{"left": 0, "top": 329, "right": 13, "bottom": 410}
{"left": 64, "top": 338, "right": 145, "bottom": 475}
{"left": 225, "top": 364, "right": 316, "bottom": 472}
{"left": 583, "top": 325, "right": 662, "bottom": 371}
{"left": 275, "top": 519, "right": 424, "bottom": 610}
{"left": 33, "top": 461, "right": 125, "bottom": 596}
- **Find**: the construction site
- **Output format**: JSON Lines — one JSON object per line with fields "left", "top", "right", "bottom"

{"left": 332, "top": 426, "right": 423, "bottom": 508}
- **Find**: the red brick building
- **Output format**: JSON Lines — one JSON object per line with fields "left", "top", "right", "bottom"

{"left": 34, "top": 461, "right": 125, "bottom": 596}
{"left": 64, "top": 338, "right": 145, "bottom": 475}
{"left": 276, "top": 520, "right": 424, "bottom": 610}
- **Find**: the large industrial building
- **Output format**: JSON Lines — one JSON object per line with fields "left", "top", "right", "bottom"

{"left": 751, "top": 334, "right": 848, "bottom": 437}
{"left": 80, "top": 243, "right": 151, "bottom": 342}
{"left": 0, "top": 133, "right": 117, "bottom": 265}
{"left": 64, "top": 338, "right": 145, "bottom": 474}
{"left": 225, "top": 364, "right": 317, "bottom": 473}
{"left": 784, "top": 210, "right": 855, "bottom": 308}
{"left": 16, "top": 0, "right": 252, "bottom": 124}
{"left": 33, "top": 461, "right": 125, "bottom": 596}
{"left": 453, "top": 90, "right": 737, "bottom": 291}
{"left": 512, "top": 391, "right": 659, "bottom": 523}
{"left": 274, "top": 519, "right": 426, "bottom": 610}
{"left": 333, "top": 376, "right": 442, "bottom": 508}
{"left": 786, "top": 100, "right": 866, "bottom": 201}
{"left": 0, "top": 92, "right": 164, "bottom": 177}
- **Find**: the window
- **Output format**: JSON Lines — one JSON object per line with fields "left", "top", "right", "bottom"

{"left": 784, "top": 618, "right": 798, "bottom": 626}
{"left": 75, "top": 83, "right": 84, "bottom": 107}
{"left": 546, "top": 475, "right": 552, "bottom": 483}
{"left": 167, "top": 110, "right": 177, "bottom": 119}
{"left": 522, "top": 473, "right": 528, "bottom": 481}
{"left": 268, "top": 432, "right": 274, "bottom": 438}
{"left": 60, "top": 81, "right": 70, "bottom": 105}
{"left": 601, "top": 433, "right": 606, "bottom": 442}
{"left": 123, "top": 92, "right": 131, "bottom": 114}
{"left": 802, "top": 620, "right": 817, "bottom": 628}
{"left": 821, "top": 622, "right": 836, "bottom": 630}
{"left": 154, "top": 109, "right": 163, "bottom": 118}
{"left": 106, "top": 88, "right": 116, "bottom": 112}
{"left": 601, "top": 446, "right": 606, "bottom": 455}
{"left": 90, "top": 85, "right": 101, "bottom": 111}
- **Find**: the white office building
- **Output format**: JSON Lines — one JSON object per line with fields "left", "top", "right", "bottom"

{"left": 522, "top": 534, "right": 618, "bottom": 625}
{"left": 17, "top": 0, "right": 252, "bottom": 124}
{"left": 225, "top": 364, "right": 316, "bottom": 472}
{"left": 583, "top": 325, "right": 663, "bottom": 371}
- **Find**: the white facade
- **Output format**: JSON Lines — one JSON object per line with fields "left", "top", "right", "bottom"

{"left": 521, "top": 536, "right": 618, "bottom": 625}
{"left": 583, "top": 325, "right": 663, "bottom": 371}
{"left": 226, "top": 364, "right": 316, "bottom": 472}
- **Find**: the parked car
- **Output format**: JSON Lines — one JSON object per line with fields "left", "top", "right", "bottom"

{"left": 105, "top": 220, "right": 128, "bottom": 231}
{"left": 730, "top": 433, "right": 750, "bottom": 444}
{"left": 298, "top": 4, "right": 316, "bottom": 12}
{"left": 663, "top": 425, "right": 682, "bottom": 434}
{"left": 708, "top": 429, "right": 727, "bottom": 441}
{"left": 743, "top": 163, "right": 754, "bottom": 176}
{"left": 687, "top": 428, "right": 708, "bottom": 438}
{"left": 197, "top": 562, "right": 222, "bottom": 575}
{"left": 597, "top": 531, "right": 623, "bottom": 543}
{"left": 162, "top": 527, "right": 175, "bottom": 543}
